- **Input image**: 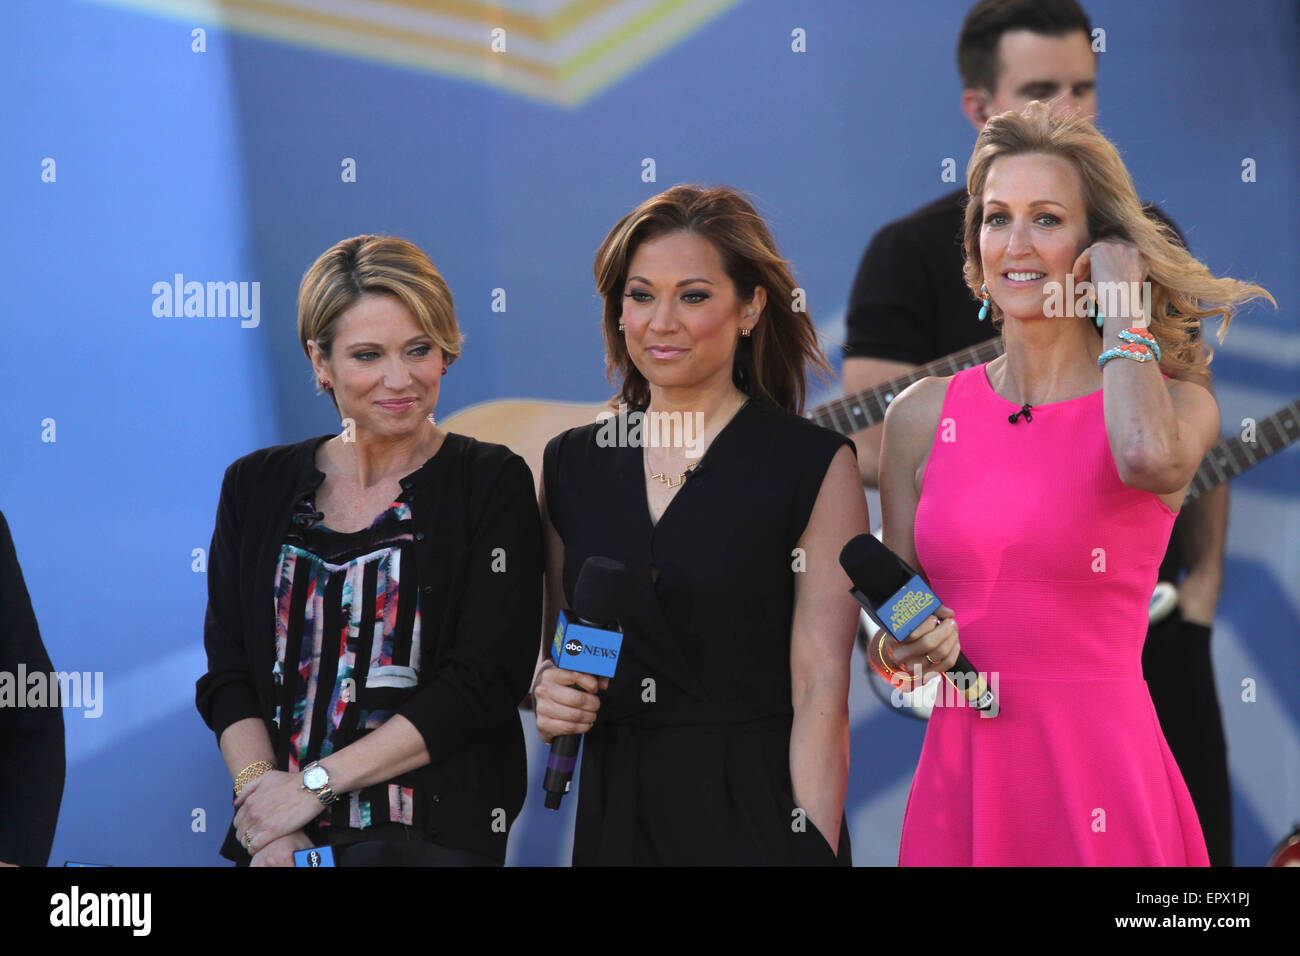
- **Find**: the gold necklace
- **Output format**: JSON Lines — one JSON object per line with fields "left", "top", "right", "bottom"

{"left": 644, "top": 395, "right": 749, "bottom": 487}
{"left": 648, "top": 463, "right": 697, "bottom": 488}
{"left": 645, "top": 439, "right": 698, "bottom": 488}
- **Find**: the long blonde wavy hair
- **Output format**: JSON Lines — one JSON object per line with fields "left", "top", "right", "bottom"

{"left": 963, "top": 101, "right": 1275, "bottom": 379}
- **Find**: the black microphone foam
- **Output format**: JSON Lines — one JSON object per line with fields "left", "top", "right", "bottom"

{"left": 838, "top": 533, "right": 910, "bottom": 607}
{"left": 572, "top": 556, "right": 627, "bottom": 627}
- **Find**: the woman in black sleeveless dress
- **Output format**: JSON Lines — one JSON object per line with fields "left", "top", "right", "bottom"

{"left": 532, "top": 186, "right": 870, "bottom": 865}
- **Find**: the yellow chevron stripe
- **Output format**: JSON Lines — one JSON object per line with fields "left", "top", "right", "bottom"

{"left": 556, "top": 0, "right": 717, "bottom": 78}
{"left": 87, "top": 0, "right": 742, "bottom": 106}
{"left": 372, "top": 0, "right": 627, "bottom": 41}
{"left": 245, "top": 0, "right": 557, "bottom": 76}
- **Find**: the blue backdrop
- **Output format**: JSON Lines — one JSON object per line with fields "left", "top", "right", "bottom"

{"left": 2, "top": 0, "right": 1295, "bottom": 866}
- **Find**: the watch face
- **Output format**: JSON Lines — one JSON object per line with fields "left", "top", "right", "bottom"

{"left": 303, "top": 766, "right": 328, "bottom": 790}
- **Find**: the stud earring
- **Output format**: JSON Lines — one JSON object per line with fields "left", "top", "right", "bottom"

{"left": 739, "top": 327, "right": 751, "bottom": 338}
{"left": 977, "top": 283, "right": 990, "bottom": 321}
{"left": 441, "top": 366, "right": 447, "bottom": 375}
{"left": 319, "top": 379, "right": 331, "bottom": 389}
{"left": 618, "top": 322, "right": 625, "bottom": 333}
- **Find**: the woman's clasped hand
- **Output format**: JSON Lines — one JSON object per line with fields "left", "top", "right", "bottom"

{"left": 232, "top": 770, "right": 325, "bottom": 859}
{"left": 533, "top": 664, "right": 609, "bottom": 744}
{"left": 885, "top": 606, "right": 961, "bottom": 682}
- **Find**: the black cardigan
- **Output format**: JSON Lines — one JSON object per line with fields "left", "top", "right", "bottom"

{"left": 0, "top": 510, "right": 65, "bottom": 866}
{"left": 194, "top": 432, "right": 542, "bottom": 863}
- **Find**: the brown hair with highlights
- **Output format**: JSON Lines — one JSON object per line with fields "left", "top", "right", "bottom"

{"left": 594, "top": 185, "right": 830, "bottom": 413}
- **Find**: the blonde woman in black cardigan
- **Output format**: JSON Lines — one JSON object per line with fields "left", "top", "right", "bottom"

{"left": 197, "top": 236, "right": 541, "bottom": 866}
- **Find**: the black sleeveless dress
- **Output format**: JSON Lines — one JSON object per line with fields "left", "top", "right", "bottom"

{"left": 543, "top": 399, "right": 854, "bottom": 865}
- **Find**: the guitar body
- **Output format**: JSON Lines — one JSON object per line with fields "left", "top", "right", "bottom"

{"left": 1148, "top": 581, "right": 1180, "bottom": 625}
{"left": 442, "top": 399, "right": 609, "bottom": 491}
{"left": 1268, "top": 824, "right": 1300, "bottom": 866}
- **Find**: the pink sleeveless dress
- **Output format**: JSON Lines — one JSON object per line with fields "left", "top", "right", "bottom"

{"left": 899, "top": 364, "right": 1209, "bottom": 866}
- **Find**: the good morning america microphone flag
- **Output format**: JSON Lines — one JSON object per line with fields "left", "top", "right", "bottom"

{"left": 839, "top": 533, "right": 995, "bottom": 713}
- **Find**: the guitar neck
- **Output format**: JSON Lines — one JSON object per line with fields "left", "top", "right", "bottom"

{"left": 1185, "top": 398, "right": 1300, "bottom": 502}
{"left": 810, "top": 338, "right": 1006, "bottom": 435}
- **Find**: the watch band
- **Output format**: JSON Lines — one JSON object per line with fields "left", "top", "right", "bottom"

{"left": 302, "top": 761, "right": 338, "bottom": 807}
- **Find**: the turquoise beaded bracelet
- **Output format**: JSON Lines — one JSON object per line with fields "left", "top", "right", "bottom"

{"left": 1117, "top": 328, "right": 1162, "bottom": 363}
{"left": 1098, "top": 345, "right": 1155, "bottom": 369}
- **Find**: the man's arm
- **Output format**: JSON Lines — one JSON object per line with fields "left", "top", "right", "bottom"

{"left": 841, "top": 197, "right": 966, "bottom": 487}
{"left": 842, "top": 357, "right": 919, "bottom": 487}
{"left": 1175, "top": 482, "right": 1228, "bottom": 626}
{"left": 1167, "top": 341, "right": 1228, "bottom": 627}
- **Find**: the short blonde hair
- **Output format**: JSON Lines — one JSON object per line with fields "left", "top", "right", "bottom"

{"left": 298, "top": 235, "right": 462, "bottom": 408}
{"left": 964, "top": 102, "right": 1274, "bottom": 379}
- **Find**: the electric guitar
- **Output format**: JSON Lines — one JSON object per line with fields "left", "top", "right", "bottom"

{"left": 443, "top": 338, "right": 1009, "bottom": 486}
{"left": 1148, "top": 396, "right": 1300, "bottom": 623}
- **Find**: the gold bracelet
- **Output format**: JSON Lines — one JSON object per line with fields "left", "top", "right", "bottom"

{"left": 233, "top": 760, "right": 274, "bottom": 797}
{"left": 875, "top": 632, "right": 920, "bottom": 685}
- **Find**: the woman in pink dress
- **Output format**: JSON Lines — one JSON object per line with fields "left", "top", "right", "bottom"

{"left": 878, "top": 102, "right": 1273, "bottom": 866}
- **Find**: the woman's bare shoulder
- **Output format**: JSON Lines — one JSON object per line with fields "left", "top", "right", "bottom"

{"left": 883, "top": 375, "right": 953, "bottom": 438}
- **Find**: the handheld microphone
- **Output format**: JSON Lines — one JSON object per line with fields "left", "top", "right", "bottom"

{"left": 838, "top": 534, "right": 995, "bottom": 713}
{"left": 542, "top": 556, "right": 627, "bottom": 810}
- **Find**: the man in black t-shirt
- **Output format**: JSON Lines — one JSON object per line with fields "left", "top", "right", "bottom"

{"left": 843, "top": 0, "right": 1233, "bottom": 865}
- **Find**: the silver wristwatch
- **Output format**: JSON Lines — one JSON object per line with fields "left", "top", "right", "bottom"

{"left": 301, "top": 761, "right": 337, "bottom": 807}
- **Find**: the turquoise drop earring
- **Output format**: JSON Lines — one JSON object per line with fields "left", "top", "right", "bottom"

{"left": 1087, "top": 297, "right": 1104, "bottom": 328}
{"left": 978, "top": 283, "right": 990, "bottom": 321}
